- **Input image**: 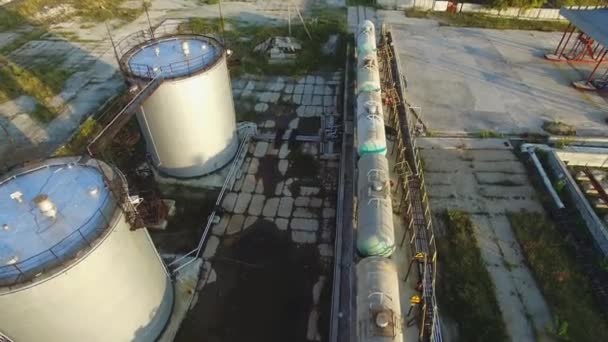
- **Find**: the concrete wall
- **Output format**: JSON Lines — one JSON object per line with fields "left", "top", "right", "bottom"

{"left": 546, "top": 151, "right": 608, "bottom": 257}
{"left": 557, "top": 148, "right": 608, "bottom": 168}
{"left": 382, "top": 1, "right": 607, "bottom": 21}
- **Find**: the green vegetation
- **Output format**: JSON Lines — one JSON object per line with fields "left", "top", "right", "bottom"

{"left": 542, "top": 120, "right": 576, "bottom": 136}
{"left": 198, "top": 0, "right": 220, "bottom": 4}
{"left": 437, "top": 210, "right": 508, "bottom": 342}
{"left": 478, "top": 129, "right": 503, "bottom": 138}
{"left": 508, "top": 211, "right": 608, "bottom": 342}
{"left": 405, "top": 10, "right": 569, "bottom": 32}
{"left": 554, "top": 136, "right": 574, "bottom": 149}
{"left": 490, "top": 0, "right": 607, "bottom": 8}
{"left": 0, "top": 30, "right": 47, "bottom": 55}
{"left": 0, "top": 56, "right": 74, "bottom": 122}
{"left": 54, "top": 117, "right": 101, "bottom": 156}
{"left": 346, "top": 0, "right": 378, "bottom": 6}
{"left": 0, "top": 0, "right": 143, "bottom": 30}
{"left": 184, "top": 8, "right": 347, "bottom": 76}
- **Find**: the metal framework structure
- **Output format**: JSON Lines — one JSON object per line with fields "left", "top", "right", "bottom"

{"left": 545, "top": 8, "right": 608, "bottom": 90}
{"left": 378, "top": 27, "right": 443, "bottom": 342}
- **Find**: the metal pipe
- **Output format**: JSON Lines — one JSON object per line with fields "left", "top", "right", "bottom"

{"left": 587, "top": 49, "right": 608, "bottom": 82}
{"left": 559, "top": 25, "right": 576, "bottom": 57}
{"left": 554, "top": 23, "right": 572, "bottom": 56}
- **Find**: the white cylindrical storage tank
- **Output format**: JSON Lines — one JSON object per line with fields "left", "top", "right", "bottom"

{"left": 0, "top": 157, "right": 173, "bottom": 342}
{"left": 356, "top": 257, "right": 403, "bottom": 342}
{"left": 357, "top": 54, "right": 381, "bottom": 94}
{"left": 357, "top": 91, "right": 387, "bottom": 156}
{"left": 357, "top": 154, "right": 395, "bottom": 257}
{"left": 357, "top": 20, "right": 376, "bottom": 57}
{"left": 120, "top": 33, "right": 238, "bottom": 178}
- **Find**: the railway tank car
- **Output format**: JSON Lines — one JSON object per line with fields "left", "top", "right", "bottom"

{"left": 356, "top": 153, "right": 396, "bottom": 257}
{"left": 356, "top": 90, "right": 387, "bottom": 156}
{"left": 356, "top": 20, "right": 377, "bottom": 56}
{"left": 356, "top": 257, "right": 404, "bottom": 342}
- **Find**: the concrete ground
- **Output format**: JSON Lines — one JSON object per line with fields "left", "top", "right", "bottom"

{"left": 0, "top": 0, "right": 343, "bottom": 168}
{"left": 379, "top": 11, "right": 608, "bottom": 137}
{"left": 174, "top": 73, "right": 341, "bottom": 341}
{"left": 420, "top": 137, "right": 553, "bottom": 342}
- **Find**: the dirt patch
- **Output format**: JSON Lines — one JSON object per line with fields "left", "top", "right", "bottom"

{"left": 175, "top": 220, "right": 328, "bottom": 342}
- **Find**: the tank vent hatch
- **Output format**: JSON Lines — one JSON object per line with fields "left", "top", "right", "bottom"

{"left": 33, "top": 194, "right": 57, "bottom": 220}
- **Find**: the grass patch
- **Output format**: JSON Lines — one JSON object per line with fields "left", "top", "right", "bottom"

{"left": 404, "top": 10, "right": 569, "bottom": 32}
{"left": 0, "top": 0, "right": 143, "bottom": 30}
{"left": 0, "top": 56, "right": 74, "bottom": 123}
{"left": 543, "top": 120, "right": 576, "bottom": 136}
{"left": 54, "top": 117, "right": 101, "bottom": 156}
{"left": 437, "top": 210, "right": 508, "bottom": 342}
{"left": 508, "top": 211, "right": 608, "bottom": 342}
{"left": 478, "top": 129, "right": 503, "bottom": 138}
{"left": 347, "top": 0, "right": 378, "bottom": 6}
{"left": 184, "top": 8, "right": 347, "bottom": 76}
{"left": 0, "top": 30, "right": 47, "bottom": 55}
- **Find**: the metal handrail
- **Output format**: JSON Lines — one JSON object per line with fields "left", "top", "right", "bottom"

{"left": 169, "top": 124, "right": 256, "bottom": 273}
{"left": 0, "top": 194, "right": 115, "bottom": 287}
{"left": 115, "top": 21, "right": 223, "bottom": 80}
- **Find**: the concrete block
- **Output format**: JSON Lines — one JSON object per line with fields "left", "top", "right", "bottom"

{"left": 295, "top": 196, "right": 310, "bottom": 207}
{"left": 202, "top": 235, "right": 220, "bottom": 258}
{"left": 212, "top": 214, "right": 230, "bottom": 236}
{"left": 276, "top": 218, "right": 289, "bottom": 230}
{"left": 248, "top": 158, "right": 259, "bottom": 174}
{"left": 293, "top": 208, "right": 315, "bottom": 218}
{"left": 226, "top": 214, "right": 245, "bottom": 235}
{"left": 285, "top": 84, "right": 294, "bottom": 93}
{"left": 243, "top": 216, "right": 258, "bottom": 230}
{"left": 255, "top": 179, "right": 264, "bottom": 194}
{"left": 318, "top": 243, "right": 333, "bottom": 257}
{"left": 310, "top": 197, "right": 323, "bottom": 208}
{"left": 291, "top": 218, "right": 319, "bottom": 231}
{"left": 322, "top": 207, "right": 336, "bottom": 219}
{"left": 313, "top": 85, "right": 324, "bottom": 95}
{"left": 301, "top": 186, "right": 321, "bottom": 196}
{"left": 234, "top": 193, "right": 252, "bottom": 214}
{"left": 275, "top": 181, "right": 284, "bottom": 196}
{"left": 278, "top": 197, "right": 294, "bottom": 218}
{"left": 253, "top": 141, "right": 268, "bottom": 157}
{"left": 294, "top": 84, "right": 304, "bottom": 94}
{"left": 254, "top": 103, "right": 269, "bottom": 112}
{"left": 289, "top": 118, "right": 299, "bottom": 129}
{"left": 263, "top": 197, "right": 280, "bottom": 217}
{"left": 222, "top": 192, "right": 238, "bottom": 212}
{"left": 279, "top": 143, "right": 290, "bottom": 159}
{"left": 242, "top": 175, "right": 257, "bottom": 193}
{"left": 312, "top": 96, "right": 322, "bottom": 106}
{"left": 248, "top": 194, "right": 266, "bottom": 216}
{"left": 292, "top": 230, "right": 316, "bottom": 244}
{"left": 278, "top": 159, "right": 289, "bottom": 175}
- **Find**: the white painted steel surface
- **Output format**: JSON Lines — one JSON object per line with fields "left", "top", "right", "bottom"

{"left": 357, "top": 20, "right": 377, "bottom": 56}
{"left": 0, "top": 158, "right": 173, "bottom": 342}
{"left": 356, "top": 257, "right": 403, "bottom": 342}
{"left": 356, "top": 154, "right": 395, "bottom": 257}
{"left": 135, "top": 44, "right": 238, "bottom": 178}
{"left": 357, "top": 54, "right": 381, "bottom": 94}
{"left": 356, "top": 91, "right": 387, "bottom": 155}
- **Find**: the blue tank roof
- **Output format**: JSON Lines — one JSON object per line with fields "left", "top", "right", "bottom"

{"left": 127, "top": 36, "right": 222, "bottom": 78}
{"left": 0, "top": 158, "right": 117, "bottom": 286}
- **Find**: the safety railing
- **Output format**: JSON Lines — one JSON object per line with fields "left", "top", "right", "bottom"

{"left": 168, "top": 123, "right": 257, "bottom": 274}
{"left": 379, "top": 25, "right": 443, "bottom": 342}
{"left": 115, "top": 21, "right": 222, "bottom": 80}
{"left": 0, "top": 189, "right": 116, "bottom": 287}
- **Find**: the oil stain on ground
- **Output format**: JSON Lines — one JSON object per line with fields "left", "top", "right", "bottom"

{"left": 175, "top": 219, "right": 324, "bottom": 342}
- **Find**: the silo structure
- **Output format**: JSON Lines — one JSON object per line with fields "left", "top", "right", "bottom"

{"left": 0, "top": 157, "right": 173, "bottom": 342}
{"left": 118, "top": 28, "right": 238, "bottom": 178}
